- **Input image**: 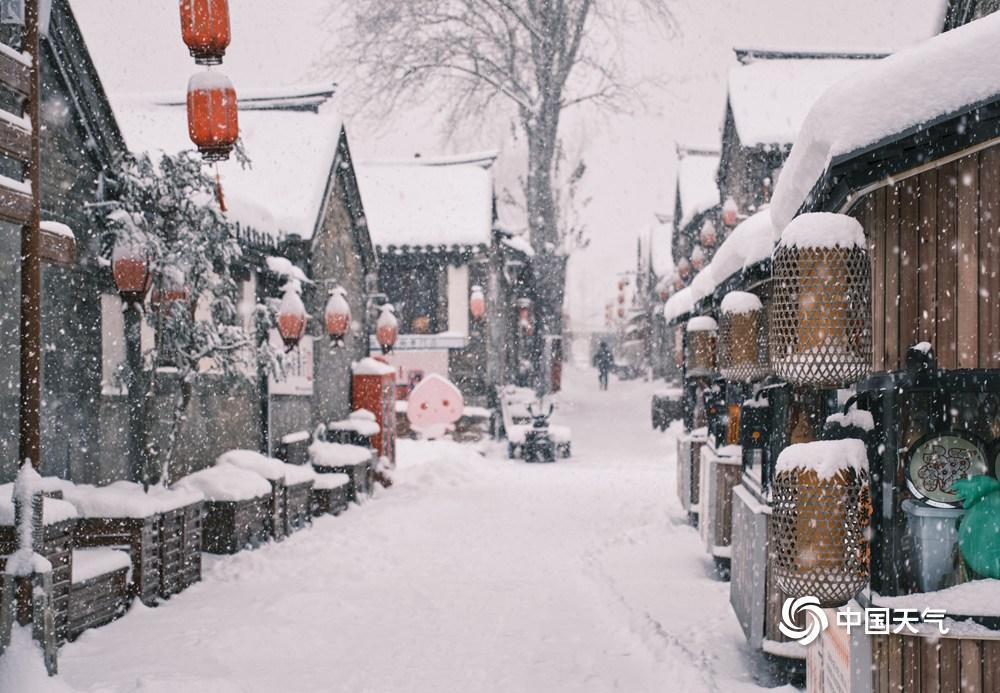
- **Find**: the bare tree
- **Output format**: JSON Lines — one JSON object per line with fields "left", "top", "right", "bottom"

{"left": 326, "top": 0, "right": 673, "bottom": 352}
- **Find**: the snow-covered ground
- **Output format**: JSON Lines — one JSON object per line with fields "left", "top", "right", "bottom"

{"left": 36, "top": 366, "right": 794, "bottom": 692}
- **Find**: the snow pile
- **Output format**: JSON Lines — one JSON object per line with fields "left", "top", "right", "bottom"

{"left": 71, "top": 548, "right": 132, "bottom": 584}
{"left": 686, "top": 316, "right": 717, "bottom": 332}
{"left": 826, "top": 408, "right": 875, "bottom": 432}
{"left": 56, "top": 483, "right": 168, "bottom": 519}
{"left": 2, "top": 467, "right": 55, "bottom": 577}
{"left": 663, "top": 286, "right": 694, "bottom": 323}
{"left": 0, "top": 627, "right": 81, "bottom": 693}
{"left": 676, "top": 150, "right": 721, "bottom": 227}
{"left": 683, "top": 208, "right": 778, "bottom": 304}
{"left": 771, "top": 13, "right": 1000, "bottom": 230}
{"left": 309, "top": 441, "right": 372, "bottom": 468}
{"left": 774, "top": 438, "right": 868, "bottom": 480}
{"left": 875, "top": 579, "right": 1000, "bottom": 616}
{"left": 501, "top": 234, "right": 534, "bottom": 257}
{"left": 720, "top": 291, "right": 762, "bottom": 316}
{"left": 329, "top": 409, "right": 381, "bottom": 436}
{"left": 281, "top": 430, "right": 311, "bottom": 445}
{"left": 311, "top": 472, "right": 351, "bottom": 490}
{"left": 217, "top": 449, "right": 286, "bottom": 481}
{"left": 352, "top": 357, "right": 395, "bottom": 376}
{"left": 115, "top": 482, "right": 204, "bottom": 513}
{"left": 40, "top": 220, "right": 74, "bottom": 239}
{"left": 173, "top": 464, "right": 271, "bottom": 502}
{"left": 283, "top": 463, "right": 317, "bottom": 486}
{"left": 357, "top": 156, "right": 495, "bottom": 249}
{"left": 778, "top": 212, "right": 865, "bottom": 250}
{"left": 727, "top": 56, "right": 877, "bottom": 147}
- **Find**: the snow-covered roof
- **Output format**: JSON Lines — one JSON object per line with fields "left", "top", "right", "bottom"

{"left": 676, "top": 150, "right": 720, "bottom": 228}
{"left": 685, "top": 208, "right": 777, "bottom": 304}
{"left": 771, "top": 12, "right": 1000, "bottom": 230}
{"left": 109, "top": 90, "right": 344, "bottom": 239}
{"left": 727, "top": 55, "right": 881, "bottom": 148}
{"left": 357, "top": 155, "right": 495, "bottom": 250}
{"left": 663, "top": 286, "right": 694, "bottom": 324}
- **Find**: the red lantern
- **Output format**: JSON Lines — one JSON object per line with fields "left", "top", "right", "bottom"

{"left": 324, "top": 287, "right": 351, "bottom": 346}
{"left": 470, "top": 285, "right": 486, "bottom": 320}
{"left": 617, "top": 306, "right": 625, "bottom": 318}
{"left": 677, "top": 257, "right": 692, "bottom": 279}
{"left": 617, "top": 294, "right": 625, "bottom": 305}
{"left": 659, "top": 289, "right": 670, "bottom": 302}
{"left": 518, "top": 303, "right": 534, "bottom": 337}
{"left": 277, "top": 285, "right": 308, "bottom": 349}
{"left": 151, "top": 266, "right": 190, "bottom": 309}
{"left": 722, "top": 197, "right": 739, "bottom": 228}
{"left": 699, "top": 220, "right": 717, "bottom": 248}
{"left": 691, "top": 246, "right": 706, "bottom": 271}
{"left": 187, "top": 70, "right": 239, "bottom": 162}
{"left": 376, "top": 304, "right": 399, "bottom": 354}
{"left": 180, "top": 0, "right": 231, "bottom": 66}
{"left": 112, "top": 237, "right": 150, "bottom": 305}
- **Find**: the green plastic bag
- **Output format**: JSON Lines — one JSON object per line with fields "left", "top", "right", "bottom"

{"left": 954, "top": 476, "right": 1000, "bottom": 579}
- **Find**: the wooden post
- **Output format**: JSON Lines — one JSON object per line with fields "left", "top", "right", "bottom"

{"left": 124, "top": 303, "right": 148, "bottom": 486}
{"left": 18, "top": 0, "right": 41, "bottom": 471}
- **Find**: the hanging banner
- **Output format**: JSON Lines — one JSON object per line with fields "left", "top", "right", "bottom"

{"left": 268, "top": 331, "right": 314, "bottom": 396}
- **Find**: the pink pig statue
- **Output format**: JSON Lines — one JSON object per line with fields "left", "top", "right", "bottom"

{"left": 406, "top": 374, "right": 465, "bottom": 439}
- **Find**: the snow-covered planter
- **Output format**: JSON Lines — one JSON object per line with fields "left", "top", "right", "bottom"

{"left": 148, "top": 485, "right": 205, "bottom": 598}
{"left": 310, "top": 472, "right": 352, "bottom": 517}
{"left": 718, "top": 292, "right": 769, "bottom": 383}
{"left": 685, "top": 316, "right": 718, "bottom": 377}
{"left": 282, "top": 463, "right": 316, "bottom": 533}
{"left": 217, "top": 450, "right": 292, "bottom": 541}
{"left": 66, "top": 548, "right": 131, "bottom": 640}
{"left": 770, "top": 213, "right": 871, "bottom": 388}
{"left": 309, "top": 441, "right": 375, "bottom": 502}
{"left": 174, "top": 465, "right": 271, "bottom": 555}
{"left": 770, "top": 439, "right": 871, "bottom": 607}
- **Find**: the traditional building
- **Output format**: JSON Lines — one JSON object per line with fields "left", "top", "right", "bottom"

{"left": 356, "top": 152, "right": 524, "bottom": 399}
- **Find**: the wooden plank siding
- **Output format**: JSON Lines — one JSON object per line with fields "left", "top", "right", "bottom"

{"left": 859, "top": 143, "right": 1000, "bottom": 372}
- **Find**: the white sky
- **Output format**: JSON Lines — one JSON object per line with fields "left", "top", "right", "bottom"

{"left": 74, "top": 0, "right": 947, "bottom": 331}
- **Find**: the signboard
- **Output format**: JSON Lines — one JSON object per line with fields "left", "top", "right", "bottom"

{"left": 268, "top": 332, "right": 314, "bottom": 396}
{"left": 808, "top": 610, "right": 852, "bottom": 693}
{"left": 369, "top": 332, "right": 467, "bottom": 352}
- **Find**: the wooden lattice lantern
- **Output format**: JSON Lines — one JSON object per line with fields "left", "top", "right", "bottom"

{"left": 324, "top": 286, "right": 351, "bottom": 347}
{"left": 718, "top": 291, "right": 769, "bottom": 383}
{"left": 769, "top": 213, "right": 871, "bottom": 387}
{"left": 277, "top": 283, "right": 308, "bottom": 349}
{"left": 179, "top": 0, "right": 231, "bottom": 65}
{"left": 376, "top": 304, "right": 399, "bottom": 354}
{"left": 187, "top": 70, "right": 239, "bottom": 162}
{"left": 770, "top": 439, "right": 871, "bottom": 607}
{"left": 684, "top": 316, "right": 717, "bottom": 377}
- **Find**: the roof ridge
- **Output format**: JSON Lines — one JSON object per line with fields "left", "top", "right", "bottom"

{"left": 734, "top": 47, "right": 890, "bottom": 64}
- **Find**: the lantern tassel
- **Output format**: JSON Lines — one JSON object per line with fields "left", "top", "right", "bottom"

{"left": 215, "top": 164, "right": 227, "bottom": 212}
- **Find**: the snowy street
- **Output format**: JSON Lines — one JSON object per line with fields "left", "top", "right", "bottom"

{"left": 52, "top": 367, "right": 783, "bottom": 693}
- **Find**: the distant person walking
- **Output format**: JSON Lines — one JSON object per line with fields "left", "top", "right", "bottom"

{"left": 594, "top": 341, "right": 614, "bottom": 391}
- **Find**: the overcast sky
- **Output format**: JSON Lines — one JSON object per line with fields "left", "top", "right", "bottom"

{"left": 75, "top": 0, "right": 947, "bottom": 330}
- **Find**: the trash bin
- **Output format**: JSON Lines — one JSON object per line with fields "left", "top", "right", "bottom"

{"left": 902, "top": 499, "right": 964, "bottom": 592}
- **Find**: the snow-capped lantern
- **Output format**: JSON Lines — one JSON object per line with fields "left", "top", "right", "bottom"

{"left": 277, "top": 283, "right": 308, "bottom": 349}
{"left": 376, "top": 304, "right": 399, "bottom": 354}
{"left": 150, "top": 266, "right": 190, "bottom": 309}
{"left": 770, "top": 439, "right": 871, "bottom": 607}
{"left": 179, "top": 0, "right": 231, "bottom": 66}
{"left": 617, "top": 306, "right": 625, "bottom": 319}
{"left": 186, "top": 69, "right": 239, "bottom": 162}
{"left": 722, "top": 197, "right": 739, "bottom": 228}
{"left": 516, "top": 299, "right": 534, "bottom": 336}
{"left": 469, "top": 285, "right": 486, "bottom": 320}
{"left": 324, "top": 286, "right": 351, "bottom": 347}
{"left": 677, "top": 257, "right": 691, "bottom": 280}
{"left": 699, "top": 220, "right": 717, "bottom": 248}
{"left": 112, "top": 237, "right": 150, "bottom": 305}
{"left": 685, "top": 315, "right": 717, "bottom": 377}
{"left": 690, "top": 246, "right": 706, "bottom": 271}
{"left": 769, "top": 213, "right": 871, "bottom": 387}
{"left": 718, "top": 291, "right": 769, "bottom": 383}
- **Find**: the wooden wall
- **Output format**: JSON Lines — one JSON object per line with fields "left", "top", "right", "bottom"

{"left": 858, "top": 144, "right": 1000, "bottom": 372}
{"left": 871, "top": 632, "right": 1000, "bottom": 693}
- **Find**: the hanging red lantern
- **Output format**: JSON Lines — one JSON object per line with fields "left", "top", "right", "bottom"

{"left": 187, "top": 70, "right": 239, "bottom": 162}
{"left": 722, "top": 197, "right": 739, "bottom": 228}
{"left": 324, "top": 286, "right": 351, "bottom": 346}
{"left": 277, "top": 285, "right": 308, "bottom": 349}
{"left": 470, "top": 285, "right": 486, "bottom": 320}
{"left": 617, "top": 306, "right": 625, "bottom": 319}
{"left": 376, "top": 304, "right": 399, "bottom": 354}
{"left": 112, "top": 237, "right": 151, "bottom": 305}
{"left": 659, "top": 288, "right": 670, "bottom": 302}
{"left": 699, "top": 220, "right": 717, "bottom": 248}
{"left": 180, "top": 0, "right": 231, "bottom": 66}
{"left": 517, "top": 300, "right": 534, "bottom": 337}
{"left": 150, "top": 266, "right": 190, "bottom": 309}
{"left": 677, "top": 257, "right": 692, "bottom": 279}
{"left": 691, "top": 246, "right": 706, "bottom": 271}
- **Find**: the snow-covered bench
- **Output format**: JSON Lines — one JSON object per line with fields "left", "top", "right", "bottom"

{"left": 174, "top": 465, "right": 271, "bottom": 554}
{"left": 309, "top": 440, "right": 375, "bottom": 502}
